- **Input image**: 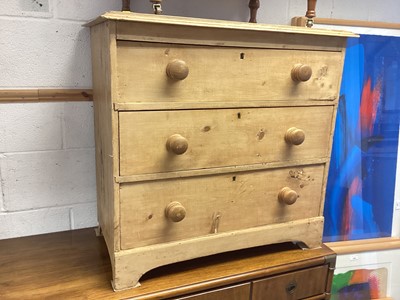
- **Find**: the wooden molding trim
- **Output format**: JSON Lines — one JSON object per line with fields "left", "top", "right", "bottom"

{"left": 325, "top": 237, "right": 400, "bottom": 254}
{"left": 292, "top": 16, "right": 400, "bottom": 30}
{"left": 0, "top": 89, "right": 93, "bottom": 102}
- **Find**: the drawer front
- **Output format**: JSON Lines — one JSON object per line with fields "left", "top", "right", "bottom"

{"left": 252, "top": 265, "right": 328, "bottom": 300}
{"left": 119, "top": 106, "right": 333, "bottom": 176}
{"left": 116, "top": 42, "right": 343, "bottom": 102}
{"left": 175, "top": 283, "right": 251, "bottom": 300}
{"left": 120, "top": 165, "right": 324, "bottom": 249}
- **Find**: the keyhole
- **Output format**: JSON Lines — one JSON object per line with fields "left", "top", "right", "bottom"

{"left": 286, "top": 282, "right": 297, "bottom": 294}
{"left": 240, "top": 53, "right": 245, "bottom": 59}
{"left": 237, "top": 112, "right": 241, "bottom": 119}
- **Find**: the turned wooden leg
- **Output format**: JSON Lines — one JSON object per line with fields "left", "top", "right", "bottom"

{"left": 306, "top": 0, "right": 317, "bottom": 27}
{"left": 249, "top": 0, "right": 260, "bottom": 23}
{"left": 122, "top": 0, "right": 130, "bottom": 11}
{"left": 149, "top": 0, "right": 162, "bottom": 14}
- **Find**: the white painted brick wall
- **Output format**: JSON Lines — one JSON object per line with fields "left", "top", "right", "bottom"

{"left": 63, "top": 102, "right": 95, "bottom": 149}
{"left": 54, "top": 0, "right": 121, "bottom": 21}
{"left": 0, "top": 201, "right": 97, "bottom": 239}
{"left": 0, "top": 102, "right": 63, "bottom": 152}
{"left": 0, "top": 0, "right": 53, "bottom": 18}
{"left": 0, "top": 149, "right": 96, "bottom": 211}
{"left": 131, "top": 0, "right": 400, "bottom": 24}
{"left": 0, "top": 0, "right": 398, "bottom": 239}
{"left": 0, "top": 207, "right": 71, "bottom": 239}
{"left": 0, "top": 173, "right": 4, "bottom": 212}
{"left": 0, "top": 18, "right": 91, "bottom": 88}
{"left": 70, "top": 201, "right": 97, "bottom": 230}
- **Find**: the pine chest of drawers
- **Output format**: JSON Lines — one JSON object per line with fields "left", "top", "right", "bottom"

{"left": 88, "top": 12, "right": 354, "bottom": 291}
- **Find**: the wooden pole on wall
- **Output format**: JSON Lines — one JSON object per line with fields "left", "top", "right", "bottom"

{"left": 0, "top": 89, "right": 92, "bottom": 102}
{"left": 292, "top": 16, "right": 400, "bottom": 29}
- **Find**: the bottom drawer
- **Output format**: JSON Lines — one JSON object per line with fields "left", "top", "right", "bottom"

{"left": 120, "top": 165, "right": 324, "bottom": 249}
{"left": 252, "top": 265, "right": 328, "bottom": 300}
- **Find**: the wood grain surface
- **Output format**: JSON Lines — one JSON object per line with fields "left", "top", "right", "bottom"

{"left": 119, "top": 165, "right": 325, "bottom": 249}
{"left": 88, "top": 12, "right": 349, "bottom": 290}
{"left": 0, "top": 89, "right": 92, "bottom": 102}
{"left": 116, "top": 42, "right": 343, "bottom": 103}
{"left": 0, "top": 228, "right": 335, "bottom": 299}
{"left": 119, "top": 106, "right": 333, "bottom": 176}
{"left": 86, "top": 12, "right": 356, "bottom": 38}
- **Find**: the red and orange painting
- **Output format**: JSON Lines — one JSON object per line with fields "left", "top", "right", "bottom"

{"left": 332, "top": 268, "right": 388, "bottom": 299}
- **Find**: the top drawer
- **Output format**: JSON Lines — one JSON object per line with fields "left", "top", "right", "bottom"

{"left": 116, "top": 42, "right": 343, "bottom": 103}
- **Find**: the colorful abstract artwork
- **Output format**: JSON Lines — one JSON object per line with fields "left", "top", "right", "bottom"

{"left": 332, "top": 268, "right": 388, "bottom": 299}
{"left": 324, "top": 35, "right": 400, "bottom": 242}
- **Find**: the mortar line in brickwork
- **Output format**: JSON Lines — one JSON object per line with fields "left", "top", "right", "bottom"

{"left": 61, "top": 105, "right": 65, "bottom": 150}
{"left": 3, "top": 201, "right": 97, "bottom": 214}
{"left": 0, "top": 15, "right": 90, "bottom": 25}
{"left": 0, "top": 148, "right": 95, "bottom": 156}
{"left": 69, "top": 208, "right": 75, "bottom": 230}
{"left": 54, "top": 18, "right": 94, "bottom": 24}
{"left": 0, "top": 194, "right": 4, "bottom": 212}
{"left": 0, "top": 164, "right": 5, "bottom": 212}
{"left": 0, "top": 15, "right": 53, "bottom": 21}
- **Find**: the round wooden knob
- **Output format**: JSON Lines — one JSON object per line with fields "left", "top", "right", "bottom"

{"left": 291, "top": 64, "right": 312, "bottom": 82}
{"left": 285, "top": 127, "right": 305, "bottom": 146}
{"left": 166, "top": 59, "right": 189, "bottom": 80}
{"left": 165, "top": 202, "right": 186, "bottom": 222}
{"left": 166, "top": 134, "right": 188, "bottom": 155}
{"left": 278, "top": 187, "right": 298, "bottom": 205}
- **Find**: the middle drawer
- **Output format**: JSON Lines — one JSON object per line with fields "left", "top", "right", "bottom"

{"left": 119, "top": 106, "right": 333, "bottom": 176}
